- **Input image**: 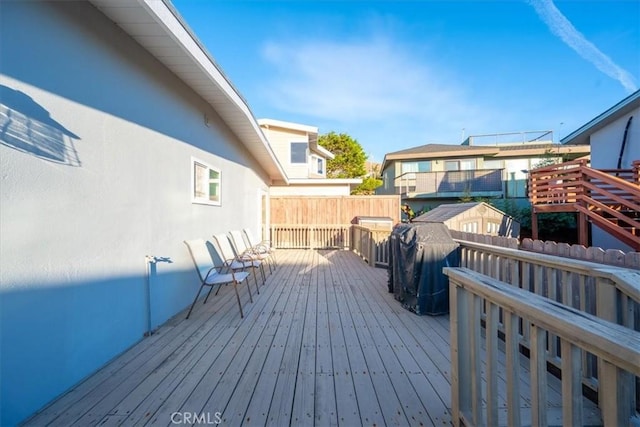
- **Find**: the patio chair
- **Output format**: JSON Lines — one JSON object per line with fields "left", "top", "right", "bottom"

{"left": 229, "top": 229, "right": 271, "bottom": 277}
{"left": 183, "top": 239, "right": 249, "bottom": 319}
{"left": 242, "top": 228, "right": 277, "bottom": 269}
{"left": 213, "top": 233, "right": 263, "bottom": 294}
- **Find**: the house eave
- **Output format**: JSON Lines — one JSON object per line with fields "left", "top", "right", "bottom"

{"left": 87, "top": 0, "right": 289, "bottom": 184}
{"left": 257, "top": 118, "right": 319, "bottom": 135}
{"left": 310, "top": 145, "right": 335, "bottom": 160}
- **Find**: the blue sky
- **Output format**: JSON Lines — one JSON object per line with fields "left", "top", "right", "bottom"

{"left": 172, "top": 0, "right": 639, "bottom": 162}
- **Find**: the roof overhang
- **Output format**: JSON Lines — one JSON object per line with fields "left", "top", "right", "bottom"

{"left": 562, "top": 90, "right": 640, "bottom": 146}
{"left": 491, "top": 144, "right": 591, "bottom": 158}
{"left": 310, "top": 143, "right": 334, "bottom": 160}
{"left": 258, "top": 118, "right": 318, "bottom": 134}
{"left": 88, "top": 0, "right": 288, "bottom": 184}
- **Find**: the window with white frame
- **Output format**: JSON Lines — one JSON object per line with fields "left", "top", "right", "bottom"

{"left": 483, "top": 159, "right": 503, "bottom": 170}
{"left": 462, "top": 221, "right": 478, "bottom": 233}
{"left": 192, "top": 158, "right": 221, "bottom": 206}
{"left": 317, "top": 157, "right": 324, "bottom": 175}
{"left": 290, "top": 142, "right": 308, "bottom": 164}
{"left": 487, "top": 221, "right": 500, "bottom": 234}
{"left": 401, "top": 161, "right": 431, "bottom": 174}
{"left": 444, "top": 159, "right": 476, "bottom": 171}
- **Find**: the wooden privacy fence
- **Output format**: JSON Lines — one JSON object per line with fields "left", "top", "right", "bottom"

{"left": 445, "top": 267, "right": 640, "bottom": 427}
{"left": 270, "top": 195, "right": 400, "bottom": 225}
{"left": 450, "top": 230, "right": 640, "bottom": 270}
{"left": 268, "top": 195, "right": 399, "bottom": 256}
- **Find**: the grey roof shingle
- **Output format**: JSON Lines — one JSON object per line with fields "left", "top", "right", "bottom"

{"left": 413, "top": 202, "right": 484, "bottom": 222}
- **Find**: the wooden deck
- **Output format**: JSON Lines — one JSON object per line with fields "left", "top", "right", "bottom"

{"left": 24, "top": 250, "right": 601, "bottom": 426}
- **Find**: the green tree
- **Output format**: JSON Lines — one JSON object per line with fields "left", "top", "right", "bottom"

{"left": 352, "top": 176, "right": 383, "bottom": 195}
{"left": 319, "top": 131, "right": 367, "bottom": 178}
{"left": 532, "top": 148, "right": 560, "bottom": 170}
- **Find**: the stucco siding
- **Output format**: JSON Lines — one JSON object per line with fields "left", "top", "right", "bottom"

{"left": 0, "top": 2, "right": 269, "bottom": 424}
{"left": 378, "top": 162, "right": 397, "bottom": 195}
{"left": 589, "top": 107, "right": 639, "bottom": 170}
{"left": 261, "top": 126, "right": 311, "bottom": 178}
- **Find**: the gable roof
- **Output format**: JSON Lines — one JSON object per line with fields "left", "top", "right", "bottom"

{"left": 381, "top": 142, "right": 589, "bottom": 172}
{"left": 562, "top": 90, "right": 640, "bottom": 146}
{"left": 87, "top": 0, "right": 288, "bottom": 183}
{"left": 413, "top": 202, "right": 514, "bottom": 223}
{"left": 258, "top": 118, "right": 335, "bottom": 160}
{"left": 386, "top": 143, "right": 498, "bottom": 157}
{"left": 381, "top": 144, "right": 497, "bottom": 172}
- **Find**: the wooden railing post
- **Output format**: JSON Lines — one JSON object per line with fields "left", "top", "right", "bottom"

{"left": 449, "top": 280, "right": 470, "bottom": 426}
{"left": 445, "top": 267, "right": 640, "bottom": 427}
{"left": 368, "top": 230, "right": 375, "bottom": 266}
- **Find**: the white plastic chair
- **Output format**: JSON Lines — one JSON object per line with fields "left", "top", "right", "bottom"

{"left": 183, "top": 239, "right": 249, "bottom": 319}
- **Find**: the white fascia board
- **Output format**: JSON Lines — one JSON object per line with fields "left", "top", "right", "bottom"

{"left": 257, "top": 118, "right": 319, "bottom": 134}
{"left": 310, "top": 144, "right": 335, "bottom": 159}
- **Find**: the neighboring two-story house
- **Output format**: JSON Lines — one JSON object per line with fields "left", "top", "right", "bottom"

{"left": 259, "top": 118, "right": 362, "bottom": 196}
{"left": 377, "top": 132, "right": 591, "bottom": 213}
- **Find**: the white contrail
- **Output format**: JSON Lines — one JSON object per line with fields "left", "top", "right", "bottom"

{"left": 528, "top": 0, "right": 637, "bottom": 93}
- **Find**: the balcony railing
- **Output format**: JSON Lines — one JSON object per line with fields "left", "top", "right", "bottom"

{"left": 394, "top": 169, "right": 503, "bottom": 197}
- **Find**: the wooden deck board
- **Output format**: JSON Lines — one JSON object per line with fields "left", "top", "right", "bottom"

{"left": 336, "top": 254, "right": 451, "bottom": 426}
{"left": 241, "top": 251, "right": 308, "bottom": 425}
{"left": 326, "top": 254, "right": 385, "bottom": 427}
{"left": 266, "top": 250, "right": 313, "bottom": 426}
{"left": 334, "top": 270, "right": 409, "bottom": 425}
{"left": 22, "top": 249, "right": 603, "bottom": 427}
{"left": 314, "top": 253, "right": 338, "bottom": 426}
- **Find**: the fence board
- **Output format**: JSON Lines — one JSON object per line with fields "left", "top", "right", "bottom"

{"left": 270, "top": 196, "right": 400, "bottom": 225}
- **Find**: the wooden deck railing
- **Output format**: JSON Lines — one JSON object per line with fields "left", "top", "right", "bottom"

{"left": 445, "top": 267, "right": 640, "bottom": 427}
{"left": 529, "top": 159, "right": 640, "bottom": 249}
{"left": 394, "top": 168, "right": 503, "bottom": 196}
{"left": 269, "top": 224, "right": 350, "bottom": 249}
{"left": 351, "top": 225, "right": 391, "bottom": 267}
{"left": 270, "top": 224, "right": 392, "bottom": 266}
{"left": 455, "top": 239, "right": 640, "bottom": 411}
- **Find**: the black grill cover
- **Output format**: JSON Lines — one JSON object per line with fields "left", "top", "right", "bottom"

{"left": 388, "top": 222, "right": 460, "bottom": 315}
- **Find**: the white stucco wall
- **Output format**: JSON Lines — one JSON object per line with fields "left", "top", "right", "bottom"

{"left": 587, "top": 106, "right": 638, "bottom": 251}
{"left": 588, "top": 106, "right": 639, "bottom": 170}
{"left": 0, "top": 2, "right": 270, "bottom": 424}
{"left": 260, "top": 125, "right": 312, "bottom": 179}
{"left": 377, "top": 162, "right": 397, "bottom": 195}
